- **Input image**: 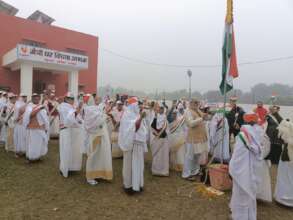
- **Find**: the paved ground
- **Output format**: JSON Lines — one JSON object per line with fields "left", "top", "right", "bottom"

{"left": 0, "top": 140, "right": 292, "bottom": 220}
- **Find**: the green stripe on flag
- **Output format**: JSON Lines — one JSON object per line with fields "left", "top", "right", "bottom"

{"left": 220, "top": 25, "right": 233, "bottom": 95}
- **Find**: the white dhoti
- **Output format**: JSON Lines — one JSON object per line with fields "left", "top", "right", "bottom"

{"left": 274, "top": 160, "right": 293, "bottom": 207}
{"left": 86, "top": 135, "right": 113, "bottom": 181}
{"left": 14, "top": 124, "right": 27, "bottom": 154}
{"left": 256, "top": 160, "right": 272, "bottom": 202}
{"left": 182, "top": 142, "right": 208, "bottom": 178}
{"left": 26, "top": 129, "right": 48, "bottom": 160}
{"left": 123, "top": 142, "right": 145, "bottom": 191}
{"left": 59, "top": 128, "right": 82, "bottom": 177}
{"left": 151, "top": 138, "right": 169, "bottom": 176}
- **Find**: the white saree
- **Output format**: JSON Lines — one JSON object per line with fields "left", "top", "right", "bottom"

{"left": 151, "top": 114, "right": 169, "bottom": 176}
{"left": 229, "top": 125, "right": 264, "bottom": 220}
{"left": 118, "top": 103, "right": 147, "bottom": 192}
{"left": 14, "top": 100, "right": 27, "bottom": 154}
{"left": 84, "top": 105, "right": 113, "bottom": 181}
{"left": 23, "top": 104, "right": 49, "bottom": 160}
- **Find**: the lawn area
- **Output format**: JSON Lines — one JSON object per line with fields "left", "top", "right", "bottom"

{"left": 0, "top": 140, "right": 292, "bottom": 220}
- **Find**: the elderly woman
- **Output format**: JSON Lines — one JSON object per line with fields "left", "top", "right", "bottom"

{"left": 151, "top": 106, "right": 170, "bottom": 176}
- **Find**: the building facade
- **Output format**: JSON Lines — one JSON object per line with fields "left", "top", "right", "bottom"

{"left": 0, "top": 9, "right": 98, "bottom": 97}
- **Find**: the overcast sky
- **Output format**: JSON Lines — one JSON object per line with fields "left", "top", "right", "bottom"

{"left": 6, "top": 0, "right": 293, "bottom": 93}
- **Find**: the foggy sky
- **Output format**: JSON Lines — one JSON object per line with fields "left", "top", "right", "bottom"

{"left": 6, "top": 0, "right": 293, "bottom": 93}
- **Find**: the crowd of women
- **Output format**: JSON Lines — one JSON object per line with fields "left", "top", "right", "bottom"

{"left": 0, "top": 90, "right": 292, "bottom": 220}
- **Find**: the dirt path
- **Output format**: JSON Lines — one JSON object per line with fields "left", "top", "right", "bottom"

{"left": 0, "top": 140, "right": 292, "bottom": 220}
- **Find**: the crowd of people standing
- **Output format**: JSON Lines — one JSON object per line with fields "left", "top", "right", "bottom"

{"left": 0, "top": 89, "right": 292, "bottom": 220}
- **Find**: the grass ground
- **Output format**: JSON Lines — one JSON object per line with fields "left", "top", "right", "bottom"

{"left": 0, "top": 140, "right": 293, "bottom": 220}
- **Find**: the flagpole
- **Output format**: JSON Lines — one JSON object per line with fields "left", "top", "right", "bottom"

{"left": 221, "top": 0, "right": 234, "bottom": 164}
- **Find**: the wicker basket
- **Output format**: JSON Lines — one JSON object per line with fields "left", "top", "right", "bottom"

{"left": 209, "top": 164, "right": 232, "bottom": 191}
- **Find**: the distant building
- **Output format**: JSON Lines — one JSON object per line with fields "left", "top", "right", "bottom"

{"left": 0, "top": 0, "right": 98, "bottom": 97}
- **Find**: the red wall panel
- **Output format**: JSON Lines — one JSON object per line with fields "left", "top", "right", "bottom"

{"left": 0, "top": 12, "right": 98, "bottom": 96}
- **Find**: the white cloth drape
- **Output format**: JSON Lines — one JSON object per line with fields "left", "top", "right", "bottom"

{"left": 229, "top": 125, "right": 263, "bottom": 220}
{"left": 84, "top": 105, "right": 113, "bottom": 181}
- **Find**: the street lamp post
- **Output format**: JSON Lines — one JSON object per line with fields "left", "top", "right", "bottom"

{"left": 187, "top": 69, "right": 192, "bottom": 100}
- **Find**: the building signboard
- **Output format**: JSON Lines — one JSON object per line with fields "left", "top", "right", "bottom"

{"left": 17, "top": 44, "right": 88, "bottom": 69}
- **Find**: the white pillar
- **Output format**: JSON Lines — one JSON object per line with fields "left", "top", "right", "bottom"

{"left": 68, "top": 70, "right": 79, "bottom": 99}
{"left": 20, "top": 63, "right": 33, "bottom": 98}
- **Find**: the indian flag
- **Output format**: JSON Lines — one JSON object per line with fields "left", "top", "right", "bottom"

{"left": 219, "top": 6, "right": 239, "bottom": 95}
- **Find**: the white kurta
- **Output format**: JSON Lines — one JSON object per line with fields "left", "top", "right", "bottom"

{"left": 23, "top": 104, "right": 49, "bottom": 160}
{"left": 58, "top": 102, "right": 83, "bottom": 177}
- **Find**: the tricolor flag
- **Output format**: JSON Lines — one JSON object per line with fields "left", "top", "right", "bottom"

{"left": 219, "top": 3, "right": 239, "bottom": 95}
